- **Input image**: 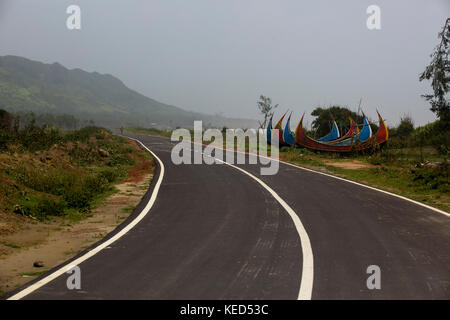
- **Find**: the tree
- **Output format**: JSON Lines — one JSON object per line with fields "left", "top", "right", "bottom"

{"left": 419, "top": 18, "right": 450, "bottom": 122}
{"left": 311, "top": 106, "right": 364, "bottom": 138}
{"left": 412, "top": 122, "right": 435, "bottom": 162}
{"left": 257, "top": 95, "right": 278, "bottom": 129}
{"left": 0, "top": 109, "right": 13, "bottom": 131}
{"left": 396, "top": 115, "right": 414, "bottom": 139}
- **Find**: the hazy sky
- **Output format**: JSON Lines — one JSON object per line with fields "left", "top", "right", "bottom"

{"left": 0, "top": 0, "right": 448, "bottom": 126}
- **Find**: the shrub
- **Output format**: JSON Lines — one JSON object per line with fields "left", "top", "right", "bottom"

{"left": 9, "top": 166, "right": 74, "bottom": 196}
{"left": 64, "top": 126, "right": 110, "bottom": 143}
{"left": 18, "top": 197, "right": 66, "bottom": 220}
{"left": 16, "top": 126, "right": 62, "bottom": 151}
{"left": 98, "top": 168, "right": 121, "bottom": 183}
{"left": 412, "top": 120, "right": 449, "bottom": 155}
{"left": 0, "top": 131, "right": 12, "bottom": 150}
{"left": 396, "top": 115, "right": 415, "bottom": 139}
{"left": 411, "top": 162, "right": 449, "bottom": 192}
{"left": 35, "top": 198, "right": 66, "bottom": 218}
{"left": 63, "top": 186, "right": 93, "bottom": 211}
{"left": 0, "top": 109, "right": 13, "bottom": 131}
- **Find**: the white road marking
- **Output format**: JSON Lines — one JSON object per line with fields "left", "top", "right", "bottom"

{"left": 193, "top": 147, "right": 314, "bottom": 300}
{"left": 8, "top": 138, "right": 165, "bottom": 300}
{"left": 218, "top": 159, "right": 314, "bottom": 300}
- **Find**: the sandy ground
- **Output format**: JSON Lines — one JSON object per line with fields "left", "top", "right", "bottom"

{"left": 324, "top": 160, "right": 376, "bottom": 170}
{"left": 0, "top": 173, "right": 152, "bottom": 296}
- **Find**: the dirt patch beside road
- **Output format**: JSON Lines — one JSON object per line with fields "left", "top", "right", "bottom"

{"left": 324, "top": 160, "right": 376, "bottom": 170}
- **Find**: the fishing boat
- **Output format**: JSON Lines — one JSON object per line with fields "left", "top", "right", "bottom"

{"left": 266, "top": 115, "right": 273, "bottom": 144}
{"left": 323, "top": 116, "right": 372, "bottom": 146}
{"left": 294, "top": 111, "right": 388, "bottom": 152}
{"left": 316, "top": 114, "right": 340, "bottom": 142}
{"left": 284, "top": 113, "right": 359, "bottom": 147}
{"left": 283, "top": 112, "right": 296, "bottom": 146}
{"left": 267, "top": 112, "right": 288, "bottom": 146}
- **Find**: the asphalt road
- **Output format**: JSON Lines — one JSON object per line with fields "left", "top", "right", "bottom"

{"left": 7, "top": 134, "right": 450, "bottom": 299}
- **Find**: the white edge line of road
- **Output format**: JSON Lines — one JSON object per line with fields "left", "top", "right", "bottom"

{"left": 214, "top": 158, "right": 314, "bottom": 300}
{"left": 190, "top": 146, "right": 314, "bottom": 300}
{"left": 7, "top": 137, "right": 165, "bottom": 300}
{"left": 190, "top": 139, "right": 450, "bottom": 218}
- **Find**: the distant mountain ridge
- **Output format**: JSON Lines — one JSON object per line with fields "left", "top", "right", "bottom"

{"left": 0, "top": 55, "right": 257, "bottom": 128}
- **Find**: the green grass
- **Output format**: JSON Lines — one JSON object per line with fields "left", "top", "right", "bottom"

{"left": 2, "top": 242, "right": 21, "bottom": 249}
{"left": 20, "top": 270, "right": 48, "bottom": 277}
{"left": 126, "top": 127, "right": 172, "bottom": 138}
{"left": 121, "top": 205, "right": 135, "bottom": 213}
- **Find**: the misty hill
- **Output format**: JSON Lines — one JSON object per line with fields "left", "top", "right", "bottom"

{"left": 0, "top": 55, "right": 257, "bottom": 129}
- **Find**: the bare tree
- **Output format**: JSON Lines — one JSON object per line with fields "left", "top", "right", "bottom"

{"left": 257, "top": 95, "right": 278, "bottom": 129}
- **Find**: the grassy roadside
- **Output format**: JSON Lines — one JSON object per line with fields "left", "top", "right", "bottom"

{"left": 0, "top": 126, "right": 155, "bottom": 296}
{"left": 0, "top": 125, "right": 155, "bottom": 231}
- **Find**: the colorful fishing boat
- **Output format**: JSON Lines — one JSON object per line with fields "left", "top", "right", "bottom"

{"left": 266, "top": 114, "right": 273, "bottom": 145}
{"left": 324, "top": 115, "right": 359, "bottom": 143}
{"left": 294, "top": 111, "right": 388, "bottom": 152}
{"left": 274, "top": 111, "right": 288, "bottom": 146}
{"left": 317, "top": 113, "right": 340, "bottom": 142}
{"left": 283, "top": 112, "right": 296, "bottom": 146}
{"left": 323, "top": 116, "right": 372, "bottom": 146}
{"left": 285, "top": 113, "right": 359, "bottom": 147}
{"left": 266, "top": 111, "right": 288, "bottom": 146}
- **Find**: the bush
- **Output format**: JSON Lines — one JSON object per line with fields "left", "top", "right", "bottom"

{"left": 17, "top": 197, "right": 66, "bottom": 220}
{"left": 68, "top": 144, "right": 103, "bottom": 165}
{"left": 98, "top": 168, "right": 121, "bottom": 183}
{"left": 412, "top": 120, "right": 449, "bottom": 155}
{"left": 62, "top": 187, "right": 92, "bottom": 211}
{"left": 0, "top": 109, "right": 13, "bottom": 131}
{"left": 0, "top": 131, "right": 12, "bottom": 151}
{"left": 396, "top": 115, "right": 415, "bottom": 139}
{"left": 9, "top": 167, "right": 74, "bottom": 196}
{"left": 64, "top": 126, "right": 110, "bottom": 143}
{"left": 9, "top": 166, "right": 117, "bottom": 212}
{"left": 16, "top": 126, "right": 62, "bottom": 152}
{"left": 35, "top": 198, "right": 66, "bottom": 218}
{"left": 411, "top": 162, "right": 449, "bottom": 192}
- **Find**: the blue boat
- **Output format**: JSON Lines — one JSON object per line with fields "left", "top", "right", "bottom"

{"left": 283, "top": 113, "right": 296, "bottom": 146}
{"left": 317, "top": 118, "right": 340, "bottom": 142}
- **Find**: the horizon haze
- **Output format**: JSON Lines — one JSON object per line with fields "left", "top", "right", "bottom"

{"left": 0, "top": 0, "right": 449, "bottom": 127}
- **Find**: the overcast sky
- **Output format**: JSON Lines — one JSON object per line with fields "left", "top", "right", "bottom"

{"left": 0, "top": 0, "right": 448, "bottom": 126}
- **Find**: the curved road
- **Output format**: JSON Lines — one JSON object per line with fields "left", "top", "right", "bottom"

{"left": 7, "top": 134, "right": 450, "bottom": 299}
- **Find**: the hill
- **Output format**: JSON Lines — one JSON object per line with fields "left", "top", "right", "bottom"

{"left": 0, "top": 55, "right": 257, "bottom": 129}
